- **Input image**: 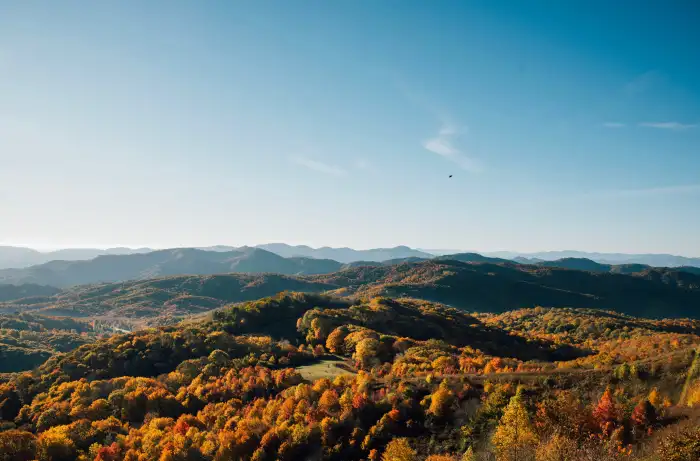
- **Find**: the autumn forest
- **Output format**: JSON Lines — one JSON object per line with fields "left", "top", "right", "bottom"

{"left": 1, "top": 250, "right": 700, "bottom": 461}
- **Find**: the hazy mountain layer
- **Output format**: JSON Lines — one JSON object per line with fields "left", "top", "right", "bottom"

{"left": 0, "top": 248, "right": 343, "bottom": 288}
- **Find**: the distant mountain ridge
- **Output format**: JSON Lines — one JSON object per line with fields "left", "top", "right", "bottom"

{"left": 0, "top": 246, "right": 152, "bottom": 269}
{"left": 534, "top": 257, "right": 700, "bottom": 276}
{"left": 0, "top": 244, "right": 433, "bottom": 269}
{"left": 485, "top": 250, "right": 700, "bottom": 268}
{"left": 2, "top": 244, "right": 700, "bottom": 289}
{"left": 2, "top": 244, "right": 698, "bottom": 270}
{"left": 0, "top": 248, "right": 344, "bottom": 288}
{"left": 255, "top": 243, "right": 434, "bottom": 263}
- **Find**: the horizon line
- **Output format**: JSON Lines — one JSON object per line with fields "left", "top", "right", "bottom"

{"left": 0, "top": 242, "right": 698, "bottom": 259}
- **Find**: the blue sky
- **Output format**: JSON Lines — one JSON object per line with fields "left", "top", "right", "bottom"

{"left": 1, "top": 1, "right": 699, "bottom": 255}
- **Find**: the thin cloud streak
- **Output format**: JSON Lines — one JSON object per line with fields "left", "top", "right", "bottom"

{"left": 585, "top": 184, "right": 700, "bottom": 199}
{"left": 639, "top": 122, "right": 697, "bottom": 130}
{"left": 291, "top": 157, "right": 346, "bottom": 176}
{"left": 422, "top": 123, "right": 481, "bottom": 172}
{"left": 394, "top": 81, "right": 483, "bottom": 172}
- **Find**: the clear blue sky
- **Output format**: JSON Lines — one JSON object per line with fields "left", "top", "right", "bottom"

{"left": 1, "top": 1, "right": 699, "bottom": 255}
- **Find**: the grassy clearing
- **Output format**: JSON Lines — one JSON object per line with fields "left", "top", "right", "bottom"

{"left": 297, "top": 358, "right": 356, "bottom": 382}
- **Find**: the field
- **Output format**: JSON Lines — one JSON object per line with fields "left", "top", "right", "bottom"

{"left": 296, "top": 357, "right": 357, "bottom": 381}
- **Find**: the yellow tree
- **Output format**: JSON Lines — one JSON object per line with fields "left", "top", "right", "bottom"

{"left": 491, "top": 389, "right": 537, "bottom": 461}
{"left": 382, "top": 438, "right": 416, "bottom": 461}
{"left": 534, "top": 433, "right": 577, "bottom": 461}
{"left": 319, "top": 389, "right": 340, "bottom": 414}
{"left": 325, "top": 328, "right": 347, "bottom": 354}
{"left": 0, "top": 430, "right": 36, "bottom": 461}
{"left": 427, "top": 380, "right": 454, "bottom": 419}
{"left": 354, "top": 338, "right": 380, "bottom": 370}
{"left": 647, "top": 387, "right": 661, "bottom": 408}
{"left": 461, "top": 446, "right": 476, "bottom": 461}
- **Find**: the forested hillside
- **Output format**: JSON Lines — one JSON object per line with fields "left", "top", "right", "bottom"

{"left": 0, "top": 312, "right": 97, "bottom": 372}
{"left": 3, "top": 260, "right": 699, "bottom": 328}
{"left": 0, "top": 292, "right": 699, "bottom": 460}
{"left": 0, "top": 273, "right": 336, "bottom": 326}
{"left": 0, "top": 284, "right": 61, "bottom": 302}
{"left": 316, "top": 260, "right": 700, "bottom": 319}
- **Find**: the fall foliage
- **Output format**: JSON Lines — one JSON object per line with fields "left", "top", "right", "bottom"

{"left": 0, "top": 292, "right": 698, "bottom": 460}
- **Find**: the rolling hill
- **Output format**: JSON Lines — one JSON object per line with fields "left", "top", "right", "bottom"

{"left": 0, "top": 273, "right": 336, "bottom": 324}
{"left": 0, "top": 283, "right": 61, "bottom": 301}
{"left": 315, "top": 259, "right": 700, "bottom": 319}
{"left": 4, "top": 257, "right": 700, "bottom": 324}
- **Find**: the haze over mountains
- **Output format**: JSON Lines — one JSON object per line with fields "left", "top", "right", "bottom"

{"left": 2, "top": 244, "right": 699, "bottom": 270}
{"left": 0, "top": 248, "right": 347, "bottom": 288}
{"left": 0, "top": 244, "right": 433, "bottom": 269}
{"left": 0, "top": 246, "right": 152, "bottom": 269}
{"left": 486, "top": 250, "right": 700, "bottom": 268}
{"left": 1, "top": 244, "right": 700, "bottom": 291}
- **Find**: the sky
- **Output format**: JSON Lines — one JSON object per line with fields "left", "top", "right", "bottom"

{"left": 1, "top": 1, "right": 699, "bottom": 255}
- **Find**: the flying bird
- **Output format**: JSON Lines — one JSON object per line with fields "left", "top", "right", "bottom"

{"left": 449, "top": 175, "right": 453, "bottom": 178}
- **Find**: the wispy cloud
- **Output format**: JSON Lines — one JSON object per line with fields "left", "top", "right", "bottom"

{"left": 624, "top": 70, "right": 662, "bottom": 95}
{"left": 291, "top": 157, "right": 346, "bottom": 176}
{"left": 394, "top": 81, "right": 483, "bottom": 172}
{"left": 585, "top": 184, "right": 700, "bottom": 199}
{"left": 423, "top": 122, "right": 482, "bottom": 172}
{"left": 603, "top": 122, "right": 626, "bottom": 128}
{"left": 355, "top": 159, "right": 371, "bottom": 170}
{"left": 639, "top": 122, "right": 697, "bottom": 131}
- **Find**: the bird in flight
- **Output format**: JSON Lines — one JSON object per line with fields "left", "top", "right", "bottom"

{"left": 449, "top": 175, "right": 453, "bottom": 178}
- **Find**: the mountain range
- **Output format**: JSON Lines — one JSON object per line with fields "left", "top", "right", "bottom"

{"left": 485, "top": 250, "right": 700, "bottom": 267}
{"left": 3, "top": 244, "right": 699, "bottom": 270}
{"left": 2, "top": 245, "right": 700, "bottom": 292}
{"left": 0, "top": 244, "right": 432, "bottom": 269}
{"left": 0, "top": 246, "right": 152, "bottom": 269}
{"left": 0, "top": 247, "right": 346, "bottom": 288}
